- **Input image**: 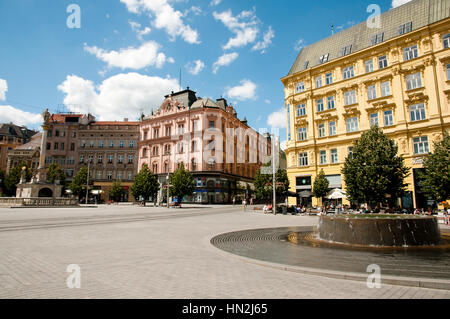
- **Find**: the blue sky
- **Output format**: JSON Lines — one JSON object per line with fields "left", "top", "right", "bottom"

{"left": 0, "top": 0, "right": 408, "bottom": 143}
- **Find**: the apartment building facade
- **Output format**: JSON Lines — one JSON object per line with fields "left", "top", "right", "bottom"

{"left": 281, "top": 0, "right": 450, "bottom": 208}
{"left": 0, "top": 123, "right": 38, "bottom": 172}
{"left": 41, "top": 112, "right": 140, "bottom": 202}
{"left": 139, "top": 88, "right": 271, "bottom": 204}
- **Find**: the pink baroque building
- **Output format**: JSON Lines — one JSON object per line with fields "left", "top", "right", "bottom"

{"left": 139, "top": 88, "right": 272, "bottom": 204}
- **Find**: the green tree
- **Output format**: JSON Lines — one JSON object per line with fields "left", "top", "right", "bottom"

{"left": 341, "top": 125, "right": 410, "bottom": 208}
{"left": 47, "top": 163, "right": 66, "bottom": 186}
{"left": 130, "top": 164, "right": 159, "bottom": 205}
{"left": 313, "top": 169, "right": 329, "bottom": 204}
{"left": 169, "top": 163, "right": 194, "bottom": 205}
{"left": 4, "top": 162, "right": 32, "bottom": 196}
{"left": 420, "top": 131, "right": 450, "bottom": 203}
{"left": 69, "top": 166, "right": 92, "bottom": 198}
{"left": 254, "top": 161, "right": 290, "bottom": 201}
{"left": 0, "top": 169, "right": 5, "bottom": 196}
{"left": 109, "top": 180, "right": 125, "bottom": 202}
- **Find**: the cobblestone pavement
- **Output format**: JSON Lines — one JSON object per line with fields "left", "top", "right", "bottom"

{"left": 0, "top": 205, "right": 449, "bottom": 299}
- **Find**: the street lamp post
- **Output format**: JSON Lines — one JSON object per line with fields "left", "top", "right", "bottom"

{"left": 272, "top": 135, "right": 276, "bottom": 215}
{"left": 85, "top": 159, "right": 91, "bottom": 204}
{"left": 166, "top": 151, "right": 170, "bottom": 209}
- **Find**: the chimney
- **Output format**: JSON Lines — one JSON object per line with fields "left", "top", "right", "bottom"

{"left": 124, "top": 118, "right": 129, "bottom": 122}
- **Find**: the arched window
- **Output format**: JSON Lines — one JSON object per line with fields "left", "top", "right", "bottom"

{"left": 443, "top": 33, "right": 450, "bottom": 49}
{"left": 191, "top": 158, "right": 197, "bottom": 171}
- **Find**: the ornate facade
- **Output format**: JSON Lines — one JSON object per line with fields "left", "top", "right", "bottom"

{"left": 281, "top": 0, "right": 450, "bottom": 208}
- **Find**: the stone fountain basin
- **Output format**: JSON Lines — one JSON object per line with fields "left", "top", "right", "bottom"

{"left": 317, "top": 214, "right": 441, "bottom": 247}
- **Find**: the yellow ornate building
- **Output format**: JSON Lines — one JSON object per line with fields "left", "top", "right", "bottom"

{"left": 281, "top": 0, "right": 450, "bottom": 209}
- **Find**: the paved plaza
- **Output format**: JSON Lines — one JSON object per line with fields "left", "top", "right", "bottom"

{"left": 0, "top": 204, "right": 449, "bottom": 299}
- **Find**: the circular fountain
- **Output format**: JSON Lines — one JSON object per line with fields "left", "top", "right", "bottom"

{"left": 312, "top": 214, "right": 443, "bottom": 248}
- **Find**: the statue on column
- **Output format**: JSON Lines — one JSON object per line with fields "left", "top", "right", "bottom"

{"left": 42, "top": 108, "right": 51, "bottom": 124}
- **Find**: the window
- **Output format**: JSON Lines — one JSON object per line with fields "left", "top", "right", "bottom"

{"left": 317, "top": 99, "right": 324, "bottom": 112}
{"left": 72, "top": 131, "right": 76, "bottom": 138}
{"left": 99, "top": 140, "right": 104, "bottom": 148}
{"left": 153, "top": 129, "right": 159, "bottom": 139}
{"left": 365, "top": 60, "right": 374, "bottom": 73}
{"left": 128, "top": 172, "right": 133, "bottom": 180}
{"left": 296, "top": 82, "right": 305, "bottom": 93}
{"left": 381, "top": 81, "right": 391, "bottom": 96}
{"left": 444, "top": 34, "right": 450, "bottom": 49}
{"left": 344, "top": 90, "right": 357, "bottom": 105}
{"left": 406, "top": 72, "right": 422, "bottom": 90}
{"left": 67, "top": 169, "right": 74, "bottom": 177}
{"left": 370, "top": 113, "right": 379, "bottom": 127}
{"left": 296, "top": 104, "right": 306, "bottom": 117}
{"left": 209, "top": 120, "right": 215, "bottom": 128}
{"left": 89, "top": 141, "right": 94, "bottom": 148}
{"left": 109, "top": 141, "right": 114, "bottom": 148}
{"left": 346, "top": 117, "right": 359, "bottom": 132}
{"left": 343, "top": 66, "right": 354, "bottom": 79}
{"left": 340, "top": 44, "right": 352, "bottom": 57}
{"left": 67, "top": 157, "right": 74, "bottom": 165}
{"left": 348, "top": 146, "right": 354, "bottom": 159}
{"left": 128, "top": 155, "right": 133, "bottom": 163}
{"left": 298, "top": 152, "right": 309, "bottom": 166}
{"left": 46, "top": 142, "right": 51, "bottom": 150}
{"left": 107, "top": 171, "right": 113, "bottom": 180}
{"left": 191, "top": 140, "right": 198, "bottom": 152}
{"left": 413, "top": 136, "right": 429, "bottom": 154}
{"left": 315, "top": 76, "right": 323, "bottom": 88}
{"left": 303, "top": 61, "right": 309, "bottom": 70}
{"left": 297, "top": 127, "right": 307, "bottom": 141}
{"left": 47, "top": 130, "right": 52, "bottom": 137}
{"left": 54, "top": 142, "right": 58, "bottom": 150}
{"left": 79, "top": 155, "right": 84, "bottom": 163}
{"left": 88, "top": 155, "right": 93, "bottom": 163}
{"left": 378, "top": 55, "right": 388, "bottom": 69}
{"left": 143, "top": 131, "right": 148, "bottom": 140}
{"left": 371, "top": 32, "right": 384, "bottom": 45}
{"left": 108, "top": 155, "right": 114, "bottom": 163}
{"left": 398, "top": 22, "right": 412, "bottom": 35}
{"left": 118, "top": 155, "right": 124, "bottom": 164}
{"left": 318, "top": 124, "right": 325, "bottom": 138}
{"left": 410, "top": 103, "right": 426, "bottom": 121}
{"left": 97, "top": 155, "right": 103, "bottom": 164}
{"left": 97, "top": 171, "right": 102, "bottom": 180}
{"left": 319, "top": 54, "right": 329, "bottom": 64}
{"left": 178, "top": 142, "right": 184, "bottom": 154}
{"left": 70, "top": 143, "right": 75, "bottom": 151}
{"left": 447, "top": 64, "right": 450, "bottom": 80}
{"left": 404, "top": 45, "right": 418, "bottom": 61}
{"left": 55, "top": 130, "right": 59, "bottom": 137}
{"left": 384, "top": 110, "right": 394, "bottom": 126}
{"left": 330, "top": 149, "right": 338, "bottom": 164}
{"left": 329, "top": 121, "right": 337, "bottom": 136}
{"left": 368, "top": 85, "right": 377, "bottom": 100}
{"left": 178, "top": 124, "right": 184, "bottom": 135}
{"left": 326, "top": 73, "right": 333, "bottom": 85}
{"left": 81, "top": 140, "right": 86, "bottom": 148}
{"left": 117, "top": 171, "right": 123, "bottom": 181}
{"left": 119, "top": 141, "right": 124, "bottom": 148}
{"left": 327, "top": 96, "right": 335, "bottom": 109}
{"left": 129, "top": 140, "right": 134, "bottom": 148}
{"left": 320, "top": 150, "right": 327, "bottom": 165}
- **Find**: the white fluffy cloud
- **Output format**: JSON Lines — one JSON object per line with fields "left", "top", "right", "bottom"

{"left": 0, "top": 105, "right": 42, "bottom": 127}
{"left": 186, "top": 60, "right": 205, "bottom": 75}
{"left": 392, "top": 0, "right": 412, "bottom": 8}
{"left": 225, "top": 79, "right": 257, "bottom": 101}
{"left": 213, "top": 9, "right": 259, "bottom": 50}
{"left": 267, "top": 108, "right": 287, "bottom": 129}
{"left": 58, "top": 73, "right": 179, "bottom": 121}
{"left": 129, "top": 20, "right": 151, "bottom": 41}
{"left": 84, "top": 41, "right": 173, "bottom": 70}
{"left": 120, "top": 0, "right": 200, "bottom": 44}
{"left": 252, "top": 26, "right": 274, "bottom": 54}
{"left": 210, "top": 0, "right": 221, "bottom": 6}
{"left": 212, "top": 52, "right": 238, "bottom": 74}
{"left": 0, "top": 78, "right": 7, "bottom": 101}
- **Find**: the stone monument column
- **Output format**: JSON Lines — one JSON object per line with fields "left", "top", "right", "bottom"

{"left": 37, "top": 109, "right": 51, "bottom": 182}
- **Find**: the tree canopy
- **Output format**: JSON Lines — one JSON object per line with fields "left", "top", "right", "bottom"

{"left": 47, "top": 163, "right": 66, "bottom": 186}
{"left": 69, "top": 166, "right": 92, "bottom": 197}
{"left": 109, "top": 180, "right": 126, "bottom": 202}
{"left": 341, "top": 125, "right": 410, "bottom": 207}
{"left": 254, "top": 161, "right": 290, "bottom": 201}
{"left": 130, "top": 164, "right": 160, "bottom": 202}
{"left": 420, "top": 131, "right": 450, "bottom": 203}
{"left": 169, "top": 163, "right": 194, "bottom": 202}
{"left": 312, "top": 169, "right": 329, "bottom": 201}
{"left": 4, "top": 162, "right": 32, "bottom": 196}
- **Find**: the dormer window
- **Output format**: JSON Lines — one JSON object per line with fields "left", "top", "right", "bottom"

{"left": 370, "top": 32, "right": 384, "bottom": 46}
{"left": 319, "top": 54, "right": 329, "bottom": 64}
{"left": 398, "top": 22, "right": 412, "bottom": 35}
{"left": 340, "top": 44, "right": 352, "bottom": 57}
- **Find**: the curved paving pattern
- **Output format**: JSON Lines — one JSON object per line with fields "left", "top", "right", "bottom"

{"left": 211, "top": 227, "right": 450, "bottom": 280}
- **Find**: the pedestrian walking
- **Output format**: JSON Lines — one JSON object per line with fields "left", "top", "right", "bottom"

{"left": 242, "top": 199, "right": 247, "bottom": 211}
{"left": 232, "top": 196, "right": 236, "bottom": 206}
